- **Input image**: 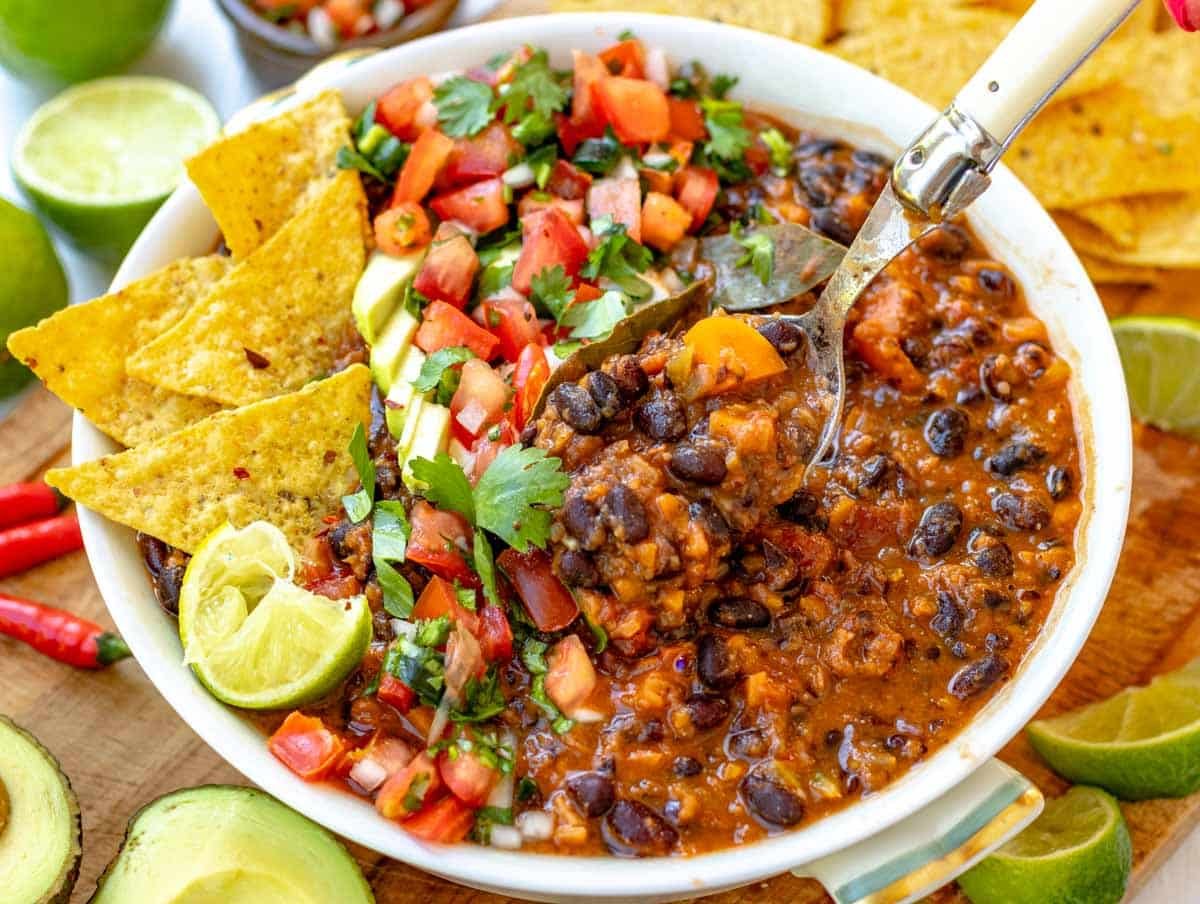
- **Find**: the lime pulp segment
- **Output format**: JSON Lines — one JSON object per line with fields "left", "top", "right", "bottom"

{"left": 1112, "top": 315, "right": 1200, "bottom": 439}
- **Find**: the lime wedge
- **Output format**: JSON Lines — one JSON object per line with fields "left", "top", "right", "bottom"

{"left": 958, "top": 786, "right": 1131, "bottom": 904}
{"left": 1112, "top": 315, "right": 1200, "bottom": 439}
{"left": 12, "top": 77, "right": 219, "bottom": 262}
{"left": 1026, "top": 658, "right": 1200, "bottom": 799}
{"left": 178, "top": 522, "right": 371, "bottom": 711}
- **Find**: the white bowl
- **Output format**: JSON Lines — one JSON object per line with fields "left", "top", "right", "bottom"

{"left": 77, "top": 14, "right": 1132, "bottom": 903}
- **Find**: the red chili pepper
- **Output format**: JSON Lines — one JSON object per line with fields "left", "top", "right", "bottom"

{"left": 0, "top": 592, "right": 130, "bottom": 669}
{"left": 0, "top": 482, "right": 65, "bottom": 530}
{"left": 0, "top": 513, "right": 83, "bottom": 578}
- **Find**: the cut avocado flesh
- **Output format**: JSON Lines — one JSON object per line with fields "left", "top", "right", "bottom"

{"left": 0, "top": 715, "right": 81, "bottom": 904}
{"left": 91, "top": 785, "right": 373, "bottom": 904}
{"left": 369, "top": 308, "right": 420, "bottom": 394}
{"left": 401, "top": 403, "right": 452, "bottom": 490}
{"left": 384, "top": 345, "right": 429, "bottom": 439}
{"left": 352, "top": 249, "right": 423, "bottom": 346}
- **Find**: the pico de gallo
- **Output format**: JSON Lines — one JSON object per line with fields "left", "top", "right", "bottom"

{"left": 247, "top": 0, "right": 435, "bottom": 47}
{"left": 140, "top": 36, "right": 1082, "bottom": 856}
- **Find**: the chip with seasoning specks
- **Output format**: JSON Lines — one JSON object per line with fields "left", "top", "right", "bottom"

{"left": 126, "top": 169, "right": 367, "bottom": 408}
{"left": 45, "top": 364, "right": 372, "bottom": 554}
{"left": 551, "top": 0, "right": 836, "bottom": 45}
{"left": 6, "top": 256, "right": 231, "bottom": 448}
{"left": 186, "top": 90, "right": 352, "bottom": 259}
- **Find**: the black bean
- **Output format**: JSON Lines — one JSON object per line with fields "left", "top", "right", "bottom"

{"left": 558, "top": 549, "right": 600, "bottom": 587}
{"left": 901, "top": 336, "right": 929, "bottom": 367}
{"left": 756, "top": 318, "right": 804, "bottom": 355}
{"left": 761, "top": 539, "right": 799, "bottom": 591}
{"left": 924, "top": 407, "right": 969, "bottom": 457}
{"left": 609, "top": 355, "right": 649, "bottom": 401}
{"left": 908, "top": 501, "right": 964, "bottom": 559}
{"left": 993, "top": 493, "right": 1051, "bottom": 532}
{"left": 810, "top": 206, "right": 856, "bottom": 245}
{"left": 798, "top": 161, "right": 845, "bottom": 207}
{"left": 1015, "top": 342, "right": 1050, "bottom": 379}
{"left": 948, "top": 654, "right": 1008, "bottom": 699}
{"left": 916, "top": 224, "right": 971, "bottom": 262}
{"left": 605, "top": 485, "right": 650, "bottom": 543}
{"left": 978, "top": 267, "right": 1014, "bottom": 298}
{"left": 672, "top": 756, "right": 703, "bottom": 777}
{"left": 637, "top": 720, "right": 665, "bottom": 743}
{"left": 562, "top": 492, "right": 605, "bottom": 550}
{"left": 794, "top": 138, "right": 842, "bottom": 158}
{"left": 857, "top": 454, "right": 890, "bottom": 490}
{"left": 636, "top": 391, "right": 687, "bottom": 442}
{"left": 603, "top": 800, "right": 679, "bottom": 856}
{"left": 683, "top": 694, "right": 730, "bottom": 732}
{"left": 551, "top": 382, "right": 603, "bottom": 434}
{"left": 979, "top": 355, "right": 1013, "bottom": 401}
{"left": 729, "top": 728, "right": 770, "bottom": 758}
{"left": 697, "top": 632, "right": 739, "bottom": 690}
{"left": 973, "top": 541, "right": 1014, "bottom": 578}
{"left": 741, "top": 769, "right": 806, "bottom": 827}
{"left": 986, "top": 441, "right": 1045, "bottom": 477}
{"left": 585, "top": 371, "right": 624, "bottom": 419}
{"left": 930, "top": 591, "right": 965, "bottom": 640}
{"left": 983, "top": 589, "right": 1009, "bottom": 609}
{"left": 566, "top": 771, "right": 616, "bottom": 818}
{"left": 708, "top": 597, "right": 771, "bottom": 629}
{"left": 670, "top": 438, "right": 728, "bottom": 485}
{"left": 1046, "top": 466, "right": 1073, "bottom": 500}
{"left": 778, "top": 490, "right": 824, "bottom": 530}
{"left": 519, "top": 423, "right": 538, "bottom": 445}
{"left": 689, "top": 499, "right": 732, "bottom": 544}
{"left": 851, "top": 148, "right": 889, "bottom": 170}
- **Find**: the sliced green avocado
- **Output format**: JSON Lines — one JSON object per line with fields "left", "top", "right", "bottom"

{"left": 383, "top": 345, "right": 429, "bottom": 439}
{"left": 0, "top": 715, "right": 81, "bottom": 904}
{"left": 369, "top": 308, "right": 420, "bottom": 395}
{"left": 352, "top": 248, "right": 424, "bottom": 346}
{"left": 90, "top": 785, "right": 373, "bottom": 904}
{"left": 401, "top": 403, "right": 452, "bottom": 490}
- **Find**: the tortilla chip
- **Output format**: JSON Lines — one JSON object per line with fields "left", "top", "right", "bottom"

{"left": 1120, "top": 31, "right": 1200, "bottom": 118}
{"left": 1078, "top": 252, "right": 1162, "bottom": 287}
{"left": 46, "top": 364, "right": 371, "bottom": 554}
{"left": 186, "top": 90, "right": 351, "bottom": 259}
{"left": 1007, "top": 87, "right": 1200, "bottom": 209}
{"left": 126, "top": 169, "right": 367, "bottom": 407}
{"left": 1069, "top": 199, "right": 1136, "bottom": 249}
{"left": 967, "top": 0, "right": 1160, "bottom": 37}
{"left": 6, "top": 257, "right": 231, "bottom": 448}
{"left": 1055, "top": 196, "right": 1200, "bottom": 269}
{"left": 550, "top": 0, "right": 836, "bottom": 45}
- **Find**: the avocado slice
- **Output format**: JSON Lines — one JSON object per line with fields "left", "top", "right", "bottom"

{"left": 0, "top": 715, "right": 81, "bottom": 904}
{"left": 383, "top": 345, "right": 429, "bottom": 439}
{"left": 352, "top": 249, "right": 424, "bottom": 346}
{"left": 90, "top": 785, "right": 373, "bottom": 904}
{"left": 401, "top": 403, "right": 452, "bottom": 490}
{"left": 369, "top": 308, "right": 420, "bottom": 395}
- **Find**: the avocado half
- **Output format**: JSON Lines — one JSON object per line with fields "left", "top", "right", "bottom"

{"left": 90, "top": 785, "right": 375, "bottom": 903}
{"left": 0, "top": 715, "right": 82, "bottom": 904}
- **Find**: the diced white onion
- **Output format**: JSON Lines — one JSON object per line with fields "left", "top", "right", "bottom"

{"left": 448, "top": 437, "right": 475, "bottom": 473}
{"left": 427, "top": 695, "right": 452, "bottom": 746}
{"left": 644, "top": 47, "right": 670, "bottom": 91}
{"left": 487, "top": 771, "right": 515, "bottom": 809}
{"left": 456, "top": 399, "right": 490, "bottom": 436}
{"left": 373, "top": 0, "right": 405, "bottom": 29}
{"left": 567, "top": 706, "right": 606, "bottom": 724}
{"left": 611, "top": 155, "right": 638, "bottom": 181}
{"left": 640, "top": 149, "right": 674, "bottom": 169}
{"left": 489, "top": 825, "right": 523, "bottom": 850}
{"left": 307, "top": 8, "right": 338, "bottom": 49}
{"left": 415, "top": 99, "right": 439, "bottom": 130}
{"left": 657, "top": 267, "right": 685, "bottom": 295}
{"left": 443, "top": 220, "right": 479, "bottom": 245}
{"left": 516, "top": 810, "right": 554, "bottom": 841}
{"left": 349, "top": 757, "right": 389, "bottom": 793}
{"left": 488, "top": 285, "right": 526, "bottom": 305}
{"left": 353, "top": 13, "right": 375, "bottom": 35}
{"left": 502, "top": 162, "right": 536, "bottom": 189}
{"left": 390, "top": 618, "right": 417, "bottom": 641}
{"left": 576, "top": 225, "right": 595, "bottom": 249}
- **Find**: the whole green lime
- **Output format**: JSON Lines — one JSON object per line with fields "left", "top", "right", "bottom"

{"left": 0, "top": 0, "right": 173, "bottom": 85}
{"left": 0, "top": 198, "right": 68, "bottom": 398}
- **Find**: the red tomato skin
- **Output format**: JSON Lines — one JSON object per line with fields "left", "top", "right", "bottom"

{"left": 477, "top": 604, "right": 514, "bottom": 662}
{"left": 268, "top": 712, "right": 346, "bottom": 781}
{"left": 376, "top": 76, "right": 434, "bottom": 140}
{"left": 414, "top": 300, "right": 499, "bottom": 362}
{"left": 512, "top": 343, "right": 550, "bottom": 431}
{"left": 440, "top": 122, "right": 520, "bottom": 187}
{"left": 412, "top": 574, "right": 481, "bottom": 634}
{"left": 430, "top": 178, "right": 510, "bottom": 236}
{"left": 377, "top": 673, "right": 417, "bottom": 713}
{"left": 673, "top": 166, "right": 720, "bottom": 231}
{"left": 569, "top": 50, "right": 610, "bottom": 135}
{"left": 467, "top": 419, "right": 517, "bottom": 482}
{"left": 496, "top": 547, "right": 580, "bottom": 632}
{"left": 376, "top": 753, "right": 443, "bottom": 820}
{"left": 406, "top": 503, "right": 478, "bottom": 587}
{"left": 518, "top": 193, "right": 585, "bottom": 226}
{"left": 555, "top": 112, "right": 604, "bottom": 157}
{"left": 476, "top": 297, "right": 542, "bottom": 363}
{"left": 438, "top": 749, "right": 499, "bottom": 807}
{"left": 412, "top": 235, "right": 481, "bottom": 309}
{"left": 512, "top": 207, "right": 590, "bottom": 295}
{"left": 594, "top": 77, "right": 670, "bottom": 144}
{"left": 392, "top": 129, "right": 455, "bottom": 205}
{"left": 545, "top": 159, "right": 593, "bottom": 200}
{"left": 598, "top": 38, "right": 646, "bottom": 78}
{"left": 374, "top": 202, "right": 432, "bottom": 254}
{"left": 586, "top": 177, "right": 642, "bottom": 243}
{"left": 402, "top": 794, "right": 477, "bottom": 843}
{"left": 449, "top": 358, "right": 510, "bottom": 445}
{"left": 667, "top": 97, "right": 707, "bottom": 142}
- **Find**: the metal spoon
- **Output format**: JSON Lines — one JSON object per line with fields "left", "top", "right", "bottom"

{"left": 791, "top": 0, "right": 1141, "bottom": 472}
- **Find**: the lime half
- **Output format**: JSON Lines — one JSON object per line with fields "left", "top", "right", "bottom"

{"left": 958, "top": 786, "right": 1131, "bottom": 904}
{"left": 178, "top": 522, "right": 371, "bottom": 711}
{"left": 1112, "top": 315, "right": 1200, "bottom": 439}
{"left": 1027, "top": 658, "right": 1200, "bottom": 799}
{"left": 12, "top": 76, "right": 219, "bottom": 262}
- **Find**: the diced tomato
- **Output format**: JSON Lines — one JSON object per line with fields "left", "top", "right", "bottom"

{"left": 378, "top": 673, "right": 417, "bottom": 713}
{"left": 639, "top": 167, "right": 673, "bottom": 195}
{"left": 512, "top": 343, "right": 549, "bottom": 431}
{"left": 376, "top": 76, "right": 434, "bottom": 140}
{"left": 438, "top": 747, "right": 499, "bottom": 807}
{"left": 412, "top": 574, "right": 466, "bottom": 622}
{"left": 673, "top": 166, "right": 719, "bottom": 231}
{"left": 298, "top": 534, "right": 336, "bottom": 585}
{"left": 570, "top": 50, "right": 610, "bottom": 136}
{"left": 255, "top": 0, "right": 318, "bottom": 10}
{"left": 374, "top": 202, "right": 432, "bottom": 254}
{"left": 376, "top": 752, "right": 442, "bottom": 820}
{"left": 598, "top": 38, "right": 646, "bottom": 78}
{"left": 393, "top": 129, "right": 455, "bottom": 205}
{"left": 476, "top": 296, "right": 542, "bottom": 363}
{"left": 450, "top": 358, "right": 509, "bottom": 444}
{"left": 444, "top": 621, "right": 486, "bottom": 701}
{"left": 594, "top": 77, "right": 670, "bottom": 144}
{"left": 430, "top": 178, "right": 510, "bottom": 235}
{"left": 468, "top": 419, "right": 517, "bottom": 482}
{"left": 440, "top": 122, "right": 520, "bottom": 187}
{"left": 586, "top": 177, "right": 642, "bottom": 242}
{"left": 413, "top": 236, "right": 481, "bottom": 309}
{"left": 546, "top": 159, "right": 593, "bottom": 200}
{"left": 269, "top": 712, "right": 347, "bottom": 781}
{"left": 402, "top": 794, "right": 476, "bottom": 843}
{"left": 348, "top": 732, "right": 414, "bottom": 781}
{"left": 518, "top": 192, "right": 585, "bottom": 226}
{"left": 544, "top": 634, "right": 598, "bottom": 716}
{"left": 407, "top": 503, "right": 476, "bottom": 586}
{"left": 323, "top": 0, "right": 368, "bottom": 37}
{"left": 667, "top": 97, "right": 707, "bottom": 141}
{"left": 306, "top": 569, "right": 363, "bottom": 601}
{"left": 744, "top": 145, "right": 771, "bottom": 176}
{"left": 477, "top": 604, "right": 514, "bottom": 663}
{"left": 573, "top": 282, "right": 604, "bottom": 303}
{"left": 641, "top": 191, "right": 692, "bottom": 252}
{"left": 416, "top": 303, "right": 498, "bottom": 365}
{"left": 555, "top": 113, "right": 603, "bottom": 157}
{"left": 667, "top": 140, "right": 694, "bottom": 169}
{"left": 496, "top": 547, "right": 580, "bottom": 632}
{"left": 512, "top": 207, "right": 590, "bottom": 295}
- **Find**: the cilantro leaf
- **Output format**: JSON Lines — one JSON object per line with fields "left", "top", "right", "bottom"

{"left": 473, "top": 531, "right": 501, "bottom": 606}
{"left": 477, "top": 261, "right": 514, "bottom": 300}
{"left": 710, "top": 73, "right": 739, "bottom": 100}
{"left": 471, "top": 805, "right": 514, "bottom": 844}
{"left": 450, "top": 667, "right": 507, "bottom": 723}
{"left": 474, "top": 445, "right": 569, "bottom": 551}
{"left": 527, "top": 144, "right": 557, "bottom": 189}
{"left": 572, "top": 132, "right": 623, "bottom": 175}
{"left": 413, "top": 346, "right": 475, "bottom": 392}
{"left": 373, "top": 501, "right": 413, "bottom": 617}
{"left": 476, "top": 228, "right": 522, "bottom": 266}
{"left": 561, "top": 290, "right": 630, "bottom": 341}
{"left": 732, "top": 222, "right": 775, "bottom": 286}
{"left": 454, "top": 581, "right": 478, "bottom": 612}
{"left": 383, "top": 616, "right": 452, "bottom": 706}
{"left": 336, "top": 146, "right": 388, "bottom": 183}
{"left": 342, "top": 422, "right": 375, "bottom": 523}
{"left": 760, "top": 127, "right": 792, "bottom": 173}
{"left": 434, "top": 76, "right": 494, "bottom": 138}
{"left": 581, "top": 216, "right": 653, "bottom": 301}
{"left": 409, "top": 453, "right": 476, "bottom": 524}
{"left": 529, "top": 264, "right": 575, "bottom": 322}
{"left": 701, "top": 97, "right": 751, "bottom": 162}
{"left": 511, "top": 109, "right": 555, "bottom": 146}
{"left": 376, "top": 559, "right": 415, "bottom": 618}
{"left": 499, "top": 49, "right": 567, "bottom": 126}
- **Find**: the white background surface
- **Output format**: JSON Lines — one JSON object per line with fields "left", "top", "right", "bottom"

{"left": 0, "top": 2, "right": 1192, "bottom": 900}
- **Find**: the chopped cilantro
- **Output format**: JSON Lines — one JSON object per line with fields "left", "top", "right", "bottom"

{"left": 336, "top": 146, "right": 388, "bottom": 183}
{"left": 477, "top": 261, "right": 514, "bottom": 300}
{"left": 373, "top": 500, "right": 410, "bottom": 562}
{"left": 586, "top": 615, "right": 608, "bottom": 653}
{"left": 572, "top": 131, "right": 623, "bottom": 175}
{"left": 383, "top": 616, "right": 453, "bottom": 706}
{"left": 376, "top": 559, "right": 415, "bottom": 618}
{"left": 529, "top": 264, "right": 575, "bottom": 322}
{"left": 527, "top": 144, "right": 557, "bottom": 189}
{"left": 617, "top": 28, "right": 636, "bottom": 40}
{"left": 434, "top": 76, "right": 494, "bottom": 138}
{"left": 413, "top": 347, "right": 475, "bottom": 393}
{"left": 498, "top": 49, "right": 568, "bottom": 127}
{"left": 521, "top": 643, "right": 574, "bottom": 735}
{"left": 553, "top": 339, "right": 582, "bottom": 358}
{"left": 670, "top": 75, "right": 698, "bottom": 99}
{"left": 473, "top": 531, "right": 500, "bottom": 606}
{"left": 516, "top": 776, "right": 539, "bottom": 802}
{"left": 701, "top": 97, "right": 751, "bottom": 163}
{"left": 476, "top": 227, "right": 522, "bottom": 266}
{"left": 474, "top": 445, "right": 570, "bottom": 551}
{"left": 760, "top": 127, "right": 793, "bottom": 174}
{"left": 710, "top": 73, "right": 739, "bottom": 100}
{"left": 562, "top": 290, "right": 630, "bottom": 341}
{"left": 409, "top": 452, "right": 476, "bottom": 524}
{"left": 342, "top": 423, "right": 374, "bottom": 523}
{"left": 451, "top": 667, "right": 507, "bottom": 723}
{"left": 471, "top": 805, "right": 515, "bottom": 844}
{"left": 511, "top": 109, "right": 555, "bottom": 146}
{"left": 732, "top": 222, "right": 775, "bottom": 286}
{"left": 581, "top": 216, "right": 654, "bottom": 302}
{"left": 521, "top": 637, "right": 549, "bottom": 673}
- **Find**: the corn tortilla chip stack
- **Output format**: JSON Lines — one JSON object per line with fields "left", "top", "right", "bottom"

{"left": 46, "top": 364, "right": 372, "bottom": 554}
{"left": 1055, "top": 198, "right": 1200, "bottom": 270}
{"left": 186, "top": 90, "right": 351, "bottom": 259}
{"left": 126, "top": 169, "right": 368, "bottom": 408}
{"left": 550, "top": 0, "right": 836, "bottom": 45}
{"left": 6, "top": 257, "right": 231, "bottom": 448}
